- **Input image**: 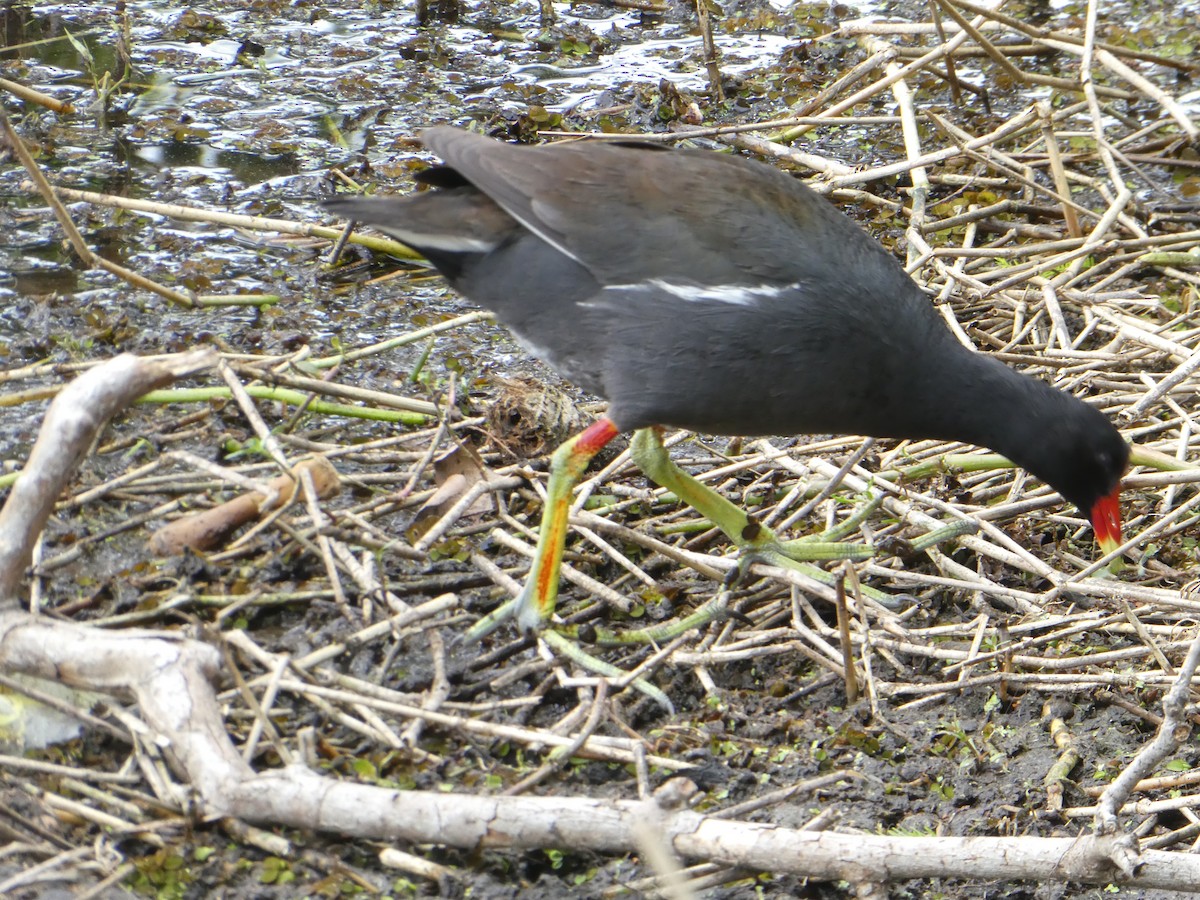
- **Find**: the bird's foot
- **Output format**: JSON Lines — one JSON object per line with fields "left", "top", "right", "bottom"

{"left": 721, "top": 519, "right": 906, "bottom": 609}
{"left": 460, "top": 581, "right": 547, "bottom": 644}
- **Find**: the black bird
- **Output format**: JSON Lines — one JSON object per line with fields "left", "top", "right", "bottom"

{"left": 325, "top": 126, "right": 1128, "bottom": 637}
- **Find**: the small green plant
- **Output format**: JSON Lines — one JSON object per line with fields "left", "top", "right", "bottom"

{"left": 259, "top": 856, "right": 295, "bottom": 885}
{"left": 129, "top": 849, "right": 191, "bottom": 899}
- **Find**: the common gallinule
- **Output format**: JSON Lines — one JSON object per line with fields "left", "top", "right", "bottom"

{"left": 325, "top": 126, "right": 1129, "bottom": 637}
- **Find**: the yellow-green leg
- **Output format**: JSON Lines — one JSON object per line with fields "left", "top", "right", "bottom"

{"left": 465, "top": 417, "right": 620, "bottom": 642}
{"left": 466, "top": 424, "right": 874, "bottom": 644}
{"left": 630, "top": 427, "right": 873, "bottom": 571}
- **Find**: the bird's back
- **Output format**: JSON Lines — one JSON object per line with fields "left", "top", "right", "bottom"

{"left": 403, "top": 129, "right": 967, "bottom": 434}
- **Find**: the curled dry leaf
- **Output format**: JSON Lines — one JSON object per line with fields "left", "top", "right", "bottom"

{"left": 407, "top": 444, "right": 495, "bottom": 542}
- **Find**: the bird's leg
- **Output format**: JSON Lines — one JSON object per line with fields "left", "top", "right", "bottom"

{"left": 632, "top": 427, "right": 765, "bottom": 547}
{"left": 629, "top": 428, "right": 873, "bottom": 573}
{"left": 514, "top": 417, "right": 620, "bottom": 631}
{"left": 464, "top": 417, "right": 620, "bottom": 642}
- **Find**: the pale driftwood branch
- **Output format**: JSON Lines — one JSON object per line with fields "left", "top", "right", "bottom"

{"left": 0, "top": 351, "right": 216, "bottom": 608}
{"left": 154, "top": 760, "right": 1200, "bottom": 890}
{"left": 0, "top": 613, "right": 246, "bottom": 804}
{"left": 6, "top": 603, "right": 1195, "bottom": 889}
{"left": 1094, "top": 627, "right": 1200, "bottom": 835}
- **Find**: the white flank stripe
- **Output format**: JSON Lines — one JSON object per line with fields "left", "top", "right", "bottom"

{"left": 603, "top": 278, "right": 795, "bottom": 307}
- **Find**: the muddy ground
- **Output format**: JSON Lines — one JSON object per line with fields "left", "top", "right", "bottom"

{"left": 2, "top": 0, "right": 1200, "bottom": 897}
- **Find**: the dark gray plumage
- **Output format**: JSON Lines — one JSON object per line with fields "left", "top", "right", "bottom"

{"left": 325, "top": 126, "right": 1127, "bottom": 532}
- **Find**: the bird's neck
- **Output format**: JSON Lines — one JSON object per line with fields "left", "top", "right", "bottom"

{"left": 914, "top": 348, "right": 1078, "bottom": 479}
